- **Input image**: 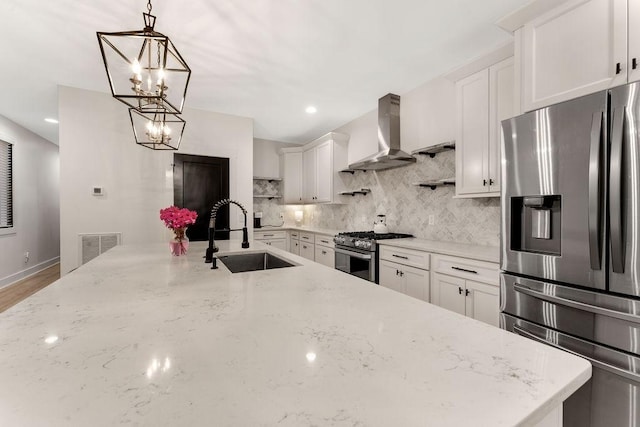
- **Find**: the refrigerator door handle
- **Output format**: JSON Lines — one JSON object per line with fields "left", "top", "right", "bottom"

{"left": 610, "top": 107, "right": 626, "bottom": 273}
{"left": 588, "top": 111, "right": 604, "bottom": 270}
{"left": 514, "top": 283, "right": 640, "bottom": 324}
{"left": 513, "top": 324, "right": 640, "bottom": 383}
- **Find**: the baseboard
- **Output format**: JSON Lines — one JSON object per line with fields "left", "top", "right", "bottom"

{"left": 0, "top": 257, "right": 60, "bottom": 290}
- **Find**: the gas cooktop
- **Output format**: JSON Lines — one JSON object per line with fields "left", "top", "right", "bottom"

{"left": 333, "top": 231, "right": 413, "bottom": 251}
{"left": 337, "top": 231, "right": 413, "bottom": 240}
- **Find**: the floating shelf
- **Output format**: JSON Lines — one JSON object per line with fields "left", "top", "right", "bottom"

{"left": 253, "top": 195, "right": 282, "bottom": 200}
{"left": 339, "top": 188, "right": 371, "bottom": 196}
{"left": 411, "top": 141, "right": 456, "bottom": 158}
{"left": 253, "top": 176, "right": 282, "bottom": 182}
{"left": 413, "top": 179, "right": 455, "bottom": 190}
{"left": 339, "top": 168, "right": 366, "bottom": 174}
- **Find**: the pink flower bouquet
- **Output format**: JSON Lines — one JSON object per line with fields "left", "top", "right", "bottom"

{"left": 160, "top": 206, "right": 198, "bottom": 255}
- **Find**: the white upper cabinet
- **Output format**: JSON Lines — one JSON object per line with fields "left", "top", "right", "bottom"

{"left": 455, "top": 57, "right": 514, "bottom": 198}
{"left": 302, "top": 147, "right": 317, "bottom": 203}
{"left": 520, "top": 0, "right": 628, "bottom": 111}
{"left": 303, "top": 140, "right": 334, "bottom": 203}
{"left": 315, "top": 141, "right": 333, "bottom": 203}
{"left": 280, "top": 150, "right": 303, "bottom": 204}
{"left": 280, "top": 133, "right": 348, "bottom": 205}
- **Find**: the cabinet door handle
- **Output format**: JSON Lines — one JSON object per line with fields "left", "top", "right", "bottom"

{"left": 616, "top": 62, "right": 622, "bottom": 74}
{"left": 303, "top": 245, "right": 307, "bottom": 249}
{"left": 465, "top": 289, "right": 470, "bottom": 297}
{"left": 458, "top": 287, "right": 463, "bottom": 295}
{"left": 483, "top": 179, "right": 487, "bottom": 186}
{"left": 633, "top": 58, "right": 638, "bottom": 70}
{"left": 392, "top": 254, "right": 409, "bottom": 260}
{"left": 322, "top": 250, "right": 327, "bottom": 255}
{"left": 400, "top": 271, "right": 404, "bottom": 277}
{"left": 451, "top": 266, "right": 478, "bottom": 274}
{"left": 489, "top": 179, "right": 494, "bottom": 186}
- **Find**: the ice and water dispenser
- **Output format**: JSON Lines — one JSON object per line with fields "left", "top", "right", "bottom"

{"left": 510, "top": 195, "right": 561, "bottom": 256}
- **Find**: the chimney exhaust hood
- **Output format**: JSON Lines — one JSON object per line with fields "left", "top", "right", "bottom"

{"left": 348, "top": 93, "right": 416, "bottom": 171}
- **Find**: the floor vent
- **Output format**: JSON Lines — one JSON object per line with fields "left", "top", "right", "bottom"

{"left": 78, "top": 233, "right": 122, "bottom": 265}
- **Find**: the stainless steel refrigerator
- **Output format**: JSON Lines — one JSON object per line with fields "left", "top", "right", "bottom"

{"left": 501, "top": 81, "right": 640, "bottom": 426}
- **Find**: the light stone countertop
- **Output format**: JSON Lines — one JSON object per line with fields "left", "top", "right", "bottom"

{"left": 378, "top": 238, "right": 500, "bottom": 263}
{"left": 0, "top": 240, "right": 589, "bottom": 426}
{"left": 256, "top": 225, "right": 345, "bottom": 237}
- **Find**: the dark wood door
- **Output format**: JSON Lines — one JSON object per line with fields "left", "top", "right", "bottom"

{"left": 173, "top": 154, "right": 229, "bottom": 241}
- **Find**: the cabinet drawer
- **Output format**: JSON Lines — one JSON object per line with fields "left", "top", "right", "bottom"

{"left": 255, "top": 230, "right": 287, "bottom": 240}
{"left": 432, "top": 254, "right": 499, "bottom": 286}
{"left": 315, "top": 235, "right": 334, "bottom": 248}
{"left": 379, "top": 245, "right": 430, "bottom": 270}
{"left": 289, "top": 231, "right": 300, "bottom": 240}
{"left": 300, "top": 232, "right": 315, "bottom": 244}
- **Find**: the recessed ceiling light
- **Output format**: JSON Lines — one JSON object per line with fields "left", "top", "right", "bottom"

{"left": 44, "top": 118, "right": 59, "bottom": 124}
{"left": 305, "top": 106, "right": 317, "bottom": 114}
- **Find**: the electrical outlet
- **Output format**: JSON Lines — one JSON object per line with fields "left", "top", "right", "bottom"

{"left": 24, "top": 251, "right": 29, "bottom": 263}
{"left": 428, "top": 215, "right": 435, "bottom": 226}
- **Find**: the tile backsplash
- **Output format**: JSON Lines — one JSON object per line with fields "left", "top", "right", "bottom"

{"left": 253, "top": 150, "right": 500, "bottom": 246}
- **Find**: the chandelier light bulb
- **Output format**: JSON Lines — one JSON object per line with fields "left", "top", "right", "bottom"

{"left": 131, "top": 58, "right": 142, "bottom": 74}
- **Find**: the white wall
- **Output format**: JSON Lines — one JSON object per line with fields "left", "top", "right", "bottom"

{"left": 338, "top": 77, "right": 456, "bottom": 164}
{"left": 59, "top": 86, "right": 253, "bottom": 275}
{"left": 0, "top": 115, "right": 60, "bottom": 288}
{"left": 253, "top": 139, "right": 285, "bottom": 178}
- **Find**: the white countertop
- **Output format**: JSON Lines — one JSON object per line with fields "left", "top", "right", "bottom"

{"left": 0, "top": 240, "right": 589, "bottom": 426}
{"left": 378, "top": 238, "right": 500, "bottom": 263}
{"left": 256, "top": 225, "right": 344, "bottom": 236}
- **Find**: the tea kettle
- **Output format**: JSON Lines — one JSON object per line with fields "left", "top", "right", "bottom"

{"left": 373, "top": 214, "right": 388, "bottom": 234}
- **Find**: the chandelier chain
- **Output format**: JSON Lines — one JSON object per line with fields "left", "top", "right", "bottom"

{"left": 147, "top": 0, "right": 153, "bottom": 13}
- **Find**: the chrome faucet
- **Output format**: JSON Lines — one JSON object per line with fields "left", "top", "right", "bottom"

{"left": 205, "top": 198, "right": 249, "bottom": 263}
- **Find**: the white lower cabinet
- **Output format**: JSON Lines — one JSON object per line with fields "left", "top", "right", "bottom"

{"left": 432, "top": 274, "right": 466, "bottom": 316}
{"left": 254, "top": 230, "right": 287, "bottom": 251}
{"left": 299, "top": 241, "right": 314, "bottom": 261}
{"left": 379, "top": 246, "right": 430, "bottom": 302}
{"left": 290, "top": 237, "right": 300, "bottom": 255}
{"left": 315, "top": 245, "right": 335, "bottom": 268}
{"left": 289, "top": 231, "right": 300, "bottom": 255}
{"left": 380, "top": 260, "right": 430, "bottom": 302}
{"left": 431, "top": 254, "right": 500, "bottom": 327}
{"left": 314, "top": 234, "right": 335, "bottom": 268}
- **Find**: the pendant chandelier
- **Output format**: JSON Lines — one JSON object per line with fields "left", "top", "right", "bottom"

{"left": 97, "top": 0, "right": 190, "bottom": 150}
{"left": 129, "top": 109, "right": 186, "bottom": 150}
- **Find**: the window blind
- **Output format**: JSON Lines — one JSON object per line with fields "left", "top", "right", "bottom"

{"left": 0, "top": 140, "right": 12, "bottom": 228}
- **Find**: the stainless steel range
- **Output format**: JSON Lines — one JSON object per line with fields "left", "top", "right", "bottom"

{"left": 334, "top": 231, "right": 413, "bottom": 283}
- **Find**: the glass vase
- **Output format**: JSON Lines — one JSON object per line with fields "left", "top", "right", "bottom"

{"left": 169, "top": 228, "right": 189, "bottom": 256}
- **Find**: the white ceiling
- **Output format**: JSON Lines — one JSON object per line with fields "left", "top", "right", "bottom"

{"left": 0, "top": 0, "right": 528, "bottom": 145}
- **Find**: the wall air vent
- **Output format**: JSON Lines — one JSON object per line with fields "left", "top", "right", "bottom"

{"left": 78, "top": 233, "right": 122, "bottom": 265}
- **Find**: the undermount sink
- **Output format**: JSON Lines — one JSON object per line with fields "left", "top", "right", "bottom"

{"left": 217, "top": 252, "right": 296, "bottom": 273}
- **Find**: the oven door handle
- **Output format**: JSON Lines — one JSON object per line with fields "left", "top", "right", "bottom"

{"left": 334, "top": 248, "right": 372, "bottom": 260}
{"left": 513, "top": 324, "right": 640, "bottom": 382}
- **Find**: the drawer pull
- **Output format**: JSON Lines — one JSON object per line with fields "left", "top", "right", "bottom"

{"left": 303, "top": 245, "right": 308, "bottom": 249}
{"left": 451, "top": 266, "right": 477, "bottom": 274}
{"left": 320, "top": 239, "right": 329, "bottom": 244}
{"left": 322, "top": 250, "right": 327, "bottom": 255}
{"left": 302, "top": 236, "right": 310, "bottom": 240}
{"left": 262, "top": 234, "right": 274, "bottom": 237}
{"left": 392, "top": 254, "right": 409, "bottom": 260}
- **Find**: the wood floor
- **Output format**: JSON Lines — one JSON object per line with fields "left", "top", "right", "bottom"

{"left": 0, "top": 264, "right": 60, "bottom": 313}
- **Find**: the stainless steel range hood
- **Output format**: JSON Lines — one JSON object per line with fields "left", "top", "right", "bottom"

{"left": 348, "top": 93, "right": 416, "bottom": 171}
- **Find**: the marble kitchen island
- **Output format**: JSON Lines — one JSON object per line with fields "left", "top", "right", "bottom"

{"left": 0, "top": 240, "right": 590, "bottom": 426}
